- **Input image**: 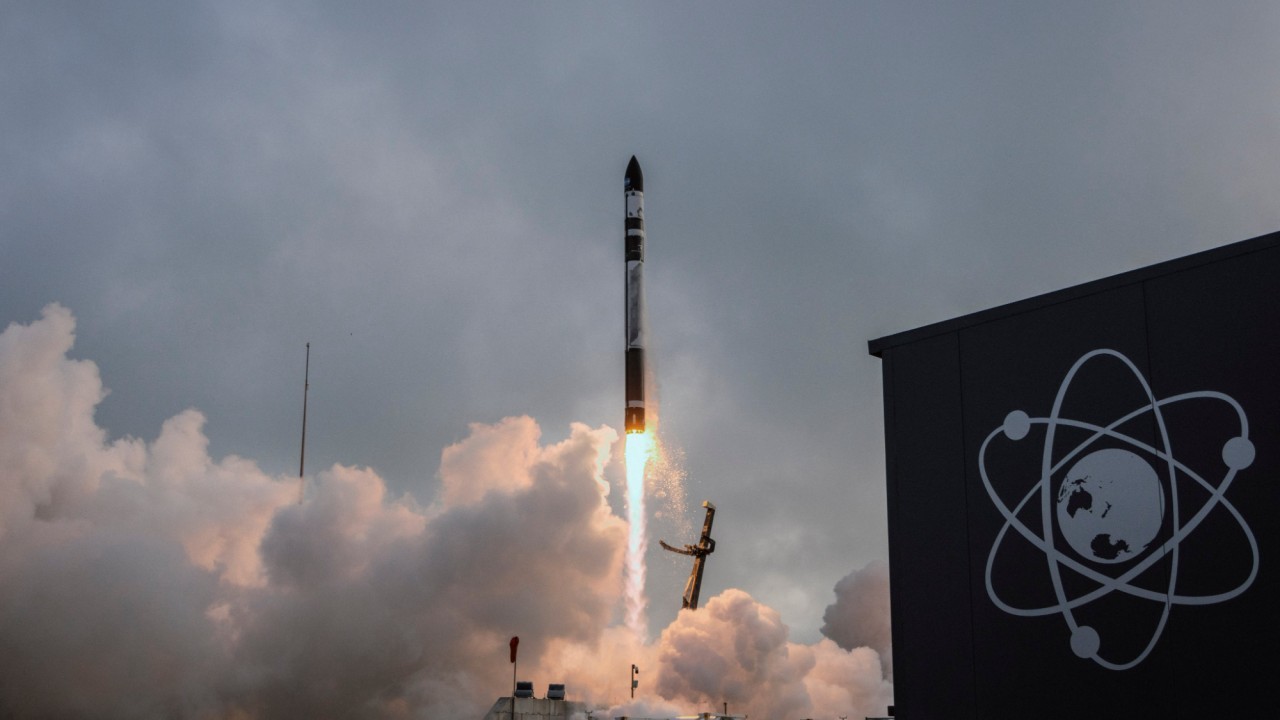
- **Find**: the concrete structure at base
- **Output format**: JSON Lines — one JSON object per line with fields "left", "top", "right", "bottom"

{"left": 481, "top": 700, "right": 749, "bottom": 720}
{"left": 481, "top": 696, "right": 585, "bottom": 720}
{"left": 613, "top": 716, "right": 744, "bottom": 720}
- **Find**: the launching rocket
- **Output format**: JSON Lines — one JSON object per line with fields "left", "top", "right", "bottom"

{"left": 624, "top": 155, "right": 646, "bottom": 434}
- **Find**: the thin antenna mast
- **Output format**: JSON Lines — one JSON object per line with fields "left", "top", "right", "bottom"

{"left": 298, "top": 342, "right": 310, "bottom": 503}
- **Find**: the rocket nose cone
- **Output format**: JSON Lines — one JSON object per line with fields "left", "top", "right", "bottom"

{"left": 625, "top": 156, "right": 643, "bottom": 192}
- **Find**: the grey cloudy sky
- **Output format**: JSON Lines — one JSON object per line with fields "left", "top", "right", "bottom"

{"left": 4, "top": 0, "right": 1280, "bottom": 645}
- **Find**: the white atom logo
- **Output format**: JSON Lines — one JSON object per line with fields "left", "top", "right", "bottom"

{"left": 980, "top": 348, "right": 1258, "bottom": 670}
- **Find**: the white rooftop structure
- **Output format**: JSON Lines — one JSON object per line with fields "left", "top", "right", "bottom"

{"left": 482, "top": 695, "right": 585, "bottom": 720}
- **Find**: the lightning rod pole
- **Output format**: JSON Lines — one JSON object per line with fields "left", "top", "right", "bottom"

{"left": 298, "top": 342, "right": 310, "bottom": 503}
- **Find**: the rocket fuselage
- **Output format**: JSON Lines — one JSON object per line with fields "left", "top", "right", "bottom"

{"left": 624, "top": 156, "right": 645, "bottom": 434}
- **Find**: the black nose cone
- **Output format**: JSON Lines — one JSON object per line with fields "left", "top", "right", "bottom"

{"left": 625, "top": 156, "right": 643, "bottom": 192}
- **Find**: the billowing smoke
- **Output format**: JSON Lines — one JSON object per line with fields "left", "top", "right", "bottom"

{"left": 547, "top": 588, "right": 892, "bottom": 720}
{"left": 654, "top": 589, "right": 890, "bottom": 718}
{"left": 821, "top": 560, "right": 893, "bottom": 680}
{"left": 0, "top": 305, "right": 891, "bottom": 719}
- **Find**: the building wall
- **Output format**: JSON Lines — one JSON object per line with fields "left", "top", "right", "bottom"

{"left": 871, "top": 233, "right": 1280, "bottom": 719}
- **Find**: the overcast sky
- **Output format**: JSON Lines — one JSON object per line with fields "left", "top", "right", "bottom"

{"left": 5, "top": 0, "right": 1280, "bottom": 657}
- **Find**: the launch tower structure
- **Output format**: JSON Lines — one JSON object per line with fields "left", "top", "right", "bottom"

{"left": 660, "top": 501, "right": 717, "bottom": 610}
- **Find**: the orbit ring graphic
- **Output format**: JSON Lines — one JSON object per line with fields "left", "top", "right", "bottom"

{"left": 980, "top": 348, "right": 1258, "bottom": 670}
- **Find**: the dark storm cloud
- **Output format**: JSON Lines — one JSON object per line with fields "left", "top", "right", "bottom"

{"left": 3, "top": 0, "right": 1280, "bottom": 658}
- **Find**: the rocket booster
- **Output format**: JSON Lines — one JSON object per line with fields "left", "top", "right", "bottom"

{"left": 624, "top": 156, "right": 646, "bottom": 434}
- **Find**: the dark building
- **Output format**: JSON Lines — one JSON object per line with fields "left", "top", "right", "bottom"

{"left": 869, "top": 231, "right": 1280, "bottom": 719}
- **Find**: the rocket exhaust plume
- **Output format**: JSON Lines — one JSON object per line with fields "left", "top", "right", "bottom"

{"left": 623, "top": 155, "right": 652, "bottom": 638}
{"left": 624, "top": 432, "right": 653, "bottom": 639}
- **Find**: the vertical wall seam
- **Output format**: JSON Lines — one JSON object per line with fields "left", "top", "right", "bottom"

{"left": 955, "top": 329, "right": 980, "bottom": 719}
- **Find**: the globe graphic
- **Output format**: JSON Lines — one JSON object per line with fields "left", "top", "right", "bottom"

{"left": 1055, "top": 448, "right": 1164, "bottom": 563}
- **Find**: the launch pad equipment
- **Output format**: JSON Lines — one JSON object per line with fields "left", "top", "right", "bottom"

{"left": 660, "top": 501, "right": 717, "bottom": 610}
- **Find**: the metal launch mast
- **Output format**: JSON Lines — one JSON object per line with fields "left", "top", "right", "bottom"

{"left": 660, "top": 501, "right": 717, "bottom": 610}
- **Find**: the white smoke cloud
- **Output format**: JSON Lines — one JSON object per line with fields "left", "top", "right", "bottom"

{"left": 652, "top": 590, "right": 890, "bottom": 719}
{"left": 0, "top": 305, "right": 284, "bottom": 717}
{"left": 821, "top": 559, "right": 893, "bottom": 680}
{"left": 544, "top": 588, "right": 892, "bottom": 718}
{"left": 0, "top": 305, "right": 892, "bottom": 719}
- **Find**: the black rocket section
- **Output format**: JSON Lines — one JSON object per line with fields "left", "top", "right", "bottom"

{"left": 624, "top": 156, "right": 646, "bottom": 433}
{"left": 625, "top": 155, "right": 643, "bottom": 193}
